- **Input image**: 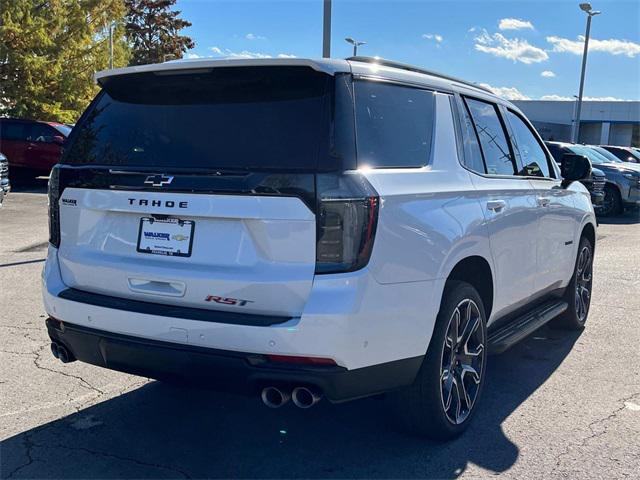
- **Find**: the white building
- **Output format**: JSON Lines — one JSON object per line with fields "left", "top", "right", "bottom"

{"left": 513, "top": 100, "right": 640, "bottom": 147}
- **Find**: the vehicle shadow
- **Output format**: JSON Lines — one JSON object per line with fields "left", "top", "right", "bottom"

{"left": 6, "top": 176, "right": 49, "bottom": 194}
{"left": 597, "top": 208, "right": 640, "bottom": 225}
{"left": 1, "top": 326, "right": 581, "bottom": 479}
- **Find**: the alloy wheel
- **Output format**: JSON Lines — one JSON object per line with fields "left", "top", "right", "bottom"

{"left": 575, "top": 245, "right": 593, "bottom": 323}
{"left": 440, "top": 298, "right": 485, "bottom": 425}
{"left": 599, "top": 191, "right": 614, "bottom": 216}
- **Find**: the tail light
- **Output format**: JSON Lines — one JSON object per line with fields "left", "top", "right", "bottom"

{"left": 315, "top": 173, "right": 379, "bottom": 274}
{"left": 48, "top": 167, "right": 61, "bottom": 247}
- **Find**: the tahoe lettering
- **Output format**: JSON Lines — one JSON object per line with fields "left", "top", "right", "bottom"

{"left": 128, "top": 198, "right": 188, "bottom": 208}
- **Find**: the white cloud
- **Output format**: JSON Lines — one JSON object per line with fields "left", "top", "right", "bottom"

{"left": 539, "top": 94, "right": 573, "bottom": 101}
{"left": 245, "top": 33, "right": 267, "bottom": 41}
{"left": 185, "top": 53, "right": 202, "bottom": 59}
{"left": 540, "top": 94, "right": 630, "bottom": 101}
{"left": 479, "top": 83, "right": 531, "bottom": 100}
{"left": 468, "top": 27, "right": 477, "bottom": 33}
{"left": 422, "top": 33, "right": 443, "bottom": 43}
{"left": 541, "top": 70, "right": 556, "bottom": 78}
{"left": 547, "top": 35, "right": 640, "bottom": 57}
{"left": 210, "top": 46, "right": 295, "bottom": 59}
{"left": 499, "top": 18, "right": 534, "bottom": 31}
{"left": 474, "top": 30, "right": 549, "bottom": 64}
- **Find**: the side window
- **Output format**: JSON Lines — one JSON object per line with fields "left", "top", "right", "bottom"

{"left": 457, "top": 98, "right": 486, "bottom": 173}
{"left": 463, "top": 97, "right": 516, "bottom": 176}
{"left": 1, "top": 122, "right": 29, "bottom": 141}
{"left": 354, "top": 80, "right": 435, "bottom": 168}
{"left": 27, "top": 124, "right": 57, "bottom": 143}
{"left": 545, "top": 143, "right": 564, "bottom": 163}
{"left": 505, "top": 110, "right": 553, "bottom": 178}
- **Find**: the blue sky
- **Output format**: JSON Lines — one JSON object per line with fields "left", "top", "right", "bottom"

{"left": 177, "top": 0, "right": 640, "bottom": 101}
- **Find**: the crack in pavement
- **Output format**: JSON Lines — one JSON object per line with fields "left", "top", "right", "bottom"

{"left": 32, "top": 343, "right": 105, "bottom": 396}
{"left": 4, "top": 431, "right": 37, "bottom": 479}
{"left": 551, "top": 391, "right": 640, "bottom": 474}
{"left": 6, "top": 438, "right": 192, "bottom": 479}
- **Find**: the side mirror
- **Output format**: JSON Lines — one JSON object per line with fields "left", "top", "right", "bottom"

{"left": 561, "top": 154, "right": 591, "bottom": 187}
{"left": 51, "top": 135, "right": 66, "bottom": 146}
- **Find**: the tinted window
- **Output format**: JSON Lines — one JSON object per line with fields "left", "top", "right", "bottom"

{"left": 64, "top": 67, "right": 333, "bottom": 171}
{"left": 545, "top": 143, "right": 565, "bottom": 162}
{"left": 464, "top": 98, "right": 515, "bottom": 175}
{"left": 457, "top": 98, "right": 486, "bottom": 173}
{"left": 505, "top": 110, "right": 552, "bottom": 178}
{"left": 1, "top": 122, "right": 29, "bottom": 141}
{"left": 590, "top": 146, "right": 621, "bottom": 163}
{"left": 52, "top": 124, "right": 72, "bottom": 137}
{"left": 355, "top": 81, "right": 435, "bottom": 168}
{"left": 567, "top": 145, "right": 610, "bottom": 165}
{"left": 28, "top": 123, "right": 57, "bottom": 143}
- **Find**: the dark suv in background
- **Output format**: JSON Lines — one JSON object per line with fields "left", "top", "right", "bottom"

{"left": 601, "top": 145, "right": 640, "bottom": 163}
{"left": 546, "top": 141, "right": 640, "bottom": 216}
{"left": 0, "top": 118, "right": 71, "bottom": 179}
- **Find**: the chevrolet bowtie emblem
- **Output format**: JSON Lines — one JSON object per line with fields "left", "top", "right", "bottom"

{"left": 144, "top": 175, "right": 174, "bottom": 187}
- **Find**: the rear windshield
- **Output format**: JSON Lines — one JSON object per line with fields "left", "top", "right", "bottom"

{"left": 63, "top": 67, "right": 334, "bottom": 171}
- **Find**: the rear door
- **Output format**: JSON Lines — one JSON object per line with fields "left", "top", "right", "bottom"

{"left": 503, "top": 108, "right": 578, "bottom": 293}
{"left": 25, "top": 123, "right": 63, "bottom": 173}
{"left": 0, "top": 120, "right": 29, "bottom": 169}
{"left": 56, "top": 66, "right": 336, "bottom": 317}
{"left": 458, "top": 96, "right": 538, "bottom": 318}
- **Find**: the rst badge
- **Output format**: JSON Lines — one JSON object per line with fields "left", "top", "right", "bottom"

{"left": 205, "top": 295, "right": 254, "bottom": 307}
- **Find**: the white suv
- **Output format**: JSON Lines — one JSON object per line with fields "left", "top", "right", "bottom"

{"left": 43, "top": 57, "right": 596, "bottom": 439}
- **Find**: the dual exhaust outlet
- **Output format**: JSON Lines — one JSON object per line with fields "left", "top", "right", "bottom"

{"left": 50, "top": 342, "right": 74, "bottom": 363}
{"left": 261, "top": 386, "right": 322, "bottom": 409}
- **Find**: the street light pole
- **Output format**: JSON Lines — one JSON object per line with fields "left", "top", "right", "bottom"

{"left": 322, "top": 0, "right": 332, "bottom": 58}
{"left": 108, "top": 23, "right": 114, "bottom": 69}
{"left": 345, "top": 37, "right": 366, "bottom": 57}
{"left": 572, "top": 3, "right": 601, "bottom": 143}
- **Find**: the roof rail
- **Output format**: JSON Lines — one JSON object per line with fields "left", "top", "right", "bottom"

{"left": 346, "top": 56, "right": 494, "bottom": 94}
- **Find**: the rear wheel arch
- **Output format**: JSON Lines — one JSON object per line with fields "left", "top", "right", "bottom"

{"left": 444, "top": 256, "right": 494, "bottom": 321}
{"left": 581, "top": 222, "right": 596, "bottom": 252}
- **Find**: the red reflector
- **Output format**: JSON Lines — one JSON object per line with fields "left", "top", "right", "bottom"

{"left": 267, "top": 354, "right": 337, "bottom": 366}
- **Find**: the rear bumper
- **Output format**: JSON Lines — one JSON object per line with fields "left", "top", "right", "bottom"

{"left": 46, "top": 317, "right": 422, "bottom": 402}
{"left": 43, "top": 245, "right": 440, "bottom": 371}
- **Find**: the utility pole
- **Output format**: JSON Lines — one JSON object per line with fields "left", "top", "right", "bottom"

{"left": 572, "top": 3, "right": 601, "bottom": 143}
{"left": 322, "top": 0, "right": 332, "bottom": 58}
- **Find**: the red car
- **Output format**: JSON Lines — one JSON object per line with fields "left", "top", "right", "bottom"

{"left": 0, "top": 118, "right": 71, "bottom": 179}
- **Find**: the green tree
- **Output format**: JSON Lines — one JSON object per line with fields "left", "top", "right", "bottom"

{"left": 125, "top": 0, "right": 195, "bottom": 65}
{"left": 0, "top": 0, "right": 130, "bottom": 123}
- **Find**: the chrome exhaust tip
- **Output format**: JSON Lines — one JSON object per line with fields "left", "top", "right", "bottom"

{"left": 261, "top": 387, "right": 290, "bottom": 408}
{"left": 291, "top": 386, "right": 322, "bottom": 409}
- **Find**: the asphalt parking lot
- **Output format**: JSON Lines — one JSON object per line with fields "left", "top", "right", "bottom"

{"left": 1, "top": 182, "right": 639, "bottom": 479}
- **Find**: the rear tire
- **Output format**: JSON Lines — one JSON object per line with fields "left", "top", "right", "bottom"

{"left": 552, "top": 236, "right": 593, "bottom": 330}
{"left": 390, "top": 281, "right": 487, "bottom": 440}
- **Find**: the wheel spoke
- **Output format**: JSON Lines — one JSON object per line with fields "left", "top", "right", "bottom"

{"left": 461, "top": 364, "right": 481, "bottom": 385}
{"left": 464, "top": 342, "right": 484, "bottom": 358}
{"left": 452, "top": 376, "right": 462, "bottom": 422}
{"left": 441, "top": 369, "right": 454, "bottom": 411}
{"left": 451, "top": 309, "right": 460, "bottom": 346}
{"left": 460, "top": 316, "right": 480, "bottom": 354}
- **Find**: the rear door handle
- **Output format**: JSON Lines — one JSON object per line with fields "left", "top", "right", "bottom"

{"left": 487, "top": 200, "right": 506, "bottom": 212}
{"left": 537, "top": 196, "right": 551, "bottom": 207}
